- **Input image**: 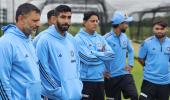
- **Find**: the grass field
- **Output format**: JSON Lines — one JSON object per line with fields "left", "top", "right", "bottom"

{"left": 132, "top": 42, "right": 143, "bottom": 94}
{"left": 131, "top": 59, "right": 143, "bottom": 94}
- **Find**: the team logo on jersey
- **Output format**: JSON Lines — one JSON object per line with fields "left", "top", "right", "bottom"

{"left": 96, "top": 42, "right": 102, "bottom": 47}
{"left": 96, "top": 42, "right": 103, "bottom": 50}
{"left": 123, "top": 41, "right": 126, "bottom": 45}
{"left": 71, "top": 50, "right": 74, "bottom": 57}
{"left": 70, "top": 50, "right": 76, "bottom": 63}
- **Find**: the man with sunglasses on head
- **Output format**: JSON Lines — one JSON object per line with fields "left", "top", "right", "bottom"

{"left": 138, "top": 19, "right": 170, "bottom": 100}
{"left": 75, "top": 11, "right": 114, "bottom": 100}
{"left": 104, "top": 11, "right": 138, "bottom": 100}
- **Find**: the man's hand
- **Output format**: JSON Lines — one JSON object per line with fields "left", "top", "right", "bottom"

{"left": 103, "top": 70, "right": 111, "bottom": 79}
{"left": 124, "top": 65, "right": 132, "bottom": 73}
{"left": 98, "top": 44, "right": 106, "bottom": 52}
{"left": 101, "top": 44, "right": 106, "bottom": 52}
{"left": 138, "top": 58, "right": 145, "bottom": 66}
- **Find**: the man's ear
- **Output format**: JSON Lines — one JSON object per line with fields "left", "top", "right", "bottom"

{"left": 17, "top": 15, "right": 25, "bottom": 24}
{"left": 51, "top": 16, "right": 56, "bottom": 24}
{"left": 82, "top": 21, "right": 86, "bottom": 27}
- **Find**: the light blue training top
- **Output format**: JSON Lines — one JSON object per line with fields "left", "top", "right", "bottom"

{"left": 0, "top": 24, "right": 41, "bottom": 100}
{"left": 104, "top": 31, "right": 134, "bottom": 77}
{"left": 138, "top": 36, "right": 170, "bottom": 84}
{"left": 75, "top": 28, "right": 114, "bottom": 81}
{"left": 36, "top": 25, "right": 83, "bottom": 100}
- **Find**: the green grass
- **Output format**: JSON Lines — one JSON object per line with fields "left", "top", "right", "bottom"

{"left": 131, "top": 59, "right": 143, "bottom": 94}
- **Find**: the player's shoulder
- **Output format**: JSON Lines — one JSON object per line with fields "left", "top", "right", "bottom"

{"left": 104, "top": 32, "right": 112, "bottom": 39}
{"left": 140, "top": 36, "right": 154, "bottom": 47}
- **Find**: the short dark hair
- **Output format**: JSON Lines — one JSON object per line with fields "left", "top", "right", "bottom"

{"left": 15, "top": 3, "right": 40, "bottom": 22}
{"left": 83, "top": 11, "right": 99, "bottom": 21}
{"left": 153, "top": 19, "right": 168, "bottom": 28}
{"left": 54, "top": 5, "right": 71, "bottom": 16}
{"left": 47, "top": 9, "right": 54, "bottom": 20}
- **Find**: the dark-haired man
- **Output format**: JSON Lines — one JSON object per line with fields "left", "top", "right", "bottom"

{"left": 138, "top": 19, "right": 170, "bottom": 100}
{"left": 47, "top": 9, "right": 55, "bottom": 26}
{"left": 36, "top": 5, "right": 82, "bottom": 100}
{"left": 75, "top": 11, "right": 114, "bottom": 100}
{"left": 0, "top": 3, "right": 41, "bottom": 100}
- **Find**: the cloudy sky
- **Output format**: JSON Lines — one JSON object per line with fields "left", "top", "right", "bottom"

{"left": 1, "top": 0, "right": 170, "bottom": 23}
{"left": 106, "top": 0, "right": 170, "bottom": 13}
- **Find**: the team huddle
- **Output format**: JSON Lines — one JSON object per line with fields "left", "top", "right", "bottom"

{"left": 0, "top": 3, "right": 169, "bottom": 100}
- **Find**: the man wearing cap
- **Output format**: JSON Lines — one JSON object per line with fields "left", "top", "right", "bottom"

{"left": 104, "top": 11, "right": 138, "bottom": 100}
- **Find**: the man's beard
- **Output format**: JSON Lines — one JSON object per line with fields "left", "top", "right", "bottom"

{"left": 23, "top": 27, "right": 37, "bottom": 36}
{"left": 155, "top": 33, "right": 166, "bottom": 39}
{"left": 57, "top": 22, "right": 70, "bottom": 32}
{"left": 23, "top": 20, "right": 38, "bottom": 36}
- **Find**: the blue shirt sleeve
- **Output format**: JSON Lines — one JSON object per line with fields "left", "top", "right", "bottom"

{"left": 127, "top": 39, "right": 134, "bottom": 67}
{"left": 75, "top": 36, "right": 103, "bottom": 65}
{"left": 0, "top": 41, "right": 12, "bottom": 100}
{"left": 36, "top": 39, "right": 61, "bottom": 99}
{"left": 138, "top": 41, "right": 147, "bottom": 59}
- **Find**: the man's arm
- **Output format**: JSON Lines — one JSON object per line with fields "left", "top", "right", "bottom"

{"left": 127, "top": 39, "right": 134, "bottom": 67}
{"left": 0, "top": 42, "right": 12, "bottom": 100}
{"left": 91, "top": 37, "right": 114, "bottom": 61}
{"left": 36, "top": 39, "right": 61, "bottom": 99}
{"left": 75, "top": 36, "right": 103, "bottom": 65}
{"left": 138, "top": 41, "right": 147, "bottom": 67}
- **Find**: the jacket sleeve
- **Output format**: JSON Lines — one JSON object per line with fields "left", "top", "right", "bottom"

{"left": 92, "top": 37, "right": 114, "bottom": 61}
{"left": 75, "top": 36, "right": 103, "bottom": 65}
{"left": 36, "top": 39, "right": 61, "bottom": 99}
{"left": 127, "top": 39, "right": 134, "bottom": 67}
{"left": 0, "top": 42, "right": 12, "bottom": 100}
{"left": 138, "top": 41, "right": 147, "bottom": 60}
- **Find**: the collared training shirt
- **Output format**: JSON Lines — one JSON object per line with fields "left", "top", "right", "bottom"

{"left": 75, "top": 28, "right": 114, "bottom": 82}
{"left": 104, "top": 31, "right": 134, "bottom": 77}
{"left": 138, "top": 36, "right": 170, "bottom": 84}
